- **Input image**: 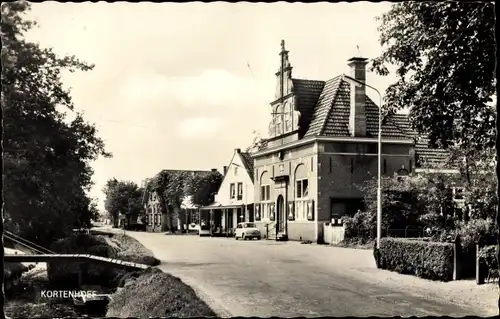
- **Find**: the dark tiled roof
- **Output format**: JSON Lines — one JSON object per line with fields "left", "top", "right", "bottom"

{"left": 239, "top": 152, "right": 255, "bottom": 182}
{"left": 259, "top": 75, "right": 451, "bottom": 169}
{"left": 391, "top": 114, "right": 450, "bottom": 168}
{"left": 306, "top": 77, "right": 408, "bottom": 139}
{"left": 304, "top": 76, "right": 342, "bottom": 137}
{"left": 292, "top": 79, "right": 325, "bottom": 136}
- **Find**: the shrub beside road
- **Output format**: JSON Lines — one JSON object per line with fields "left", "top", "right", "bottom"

{"left": 376, "top": 238, "right": 454, "bottom": 281}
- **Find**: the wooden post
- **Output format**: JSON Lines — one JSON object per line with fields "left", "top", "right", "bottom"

{"left": 476, "top": 237, "right": 485, "bottom": 285}
{"left": 453, "top": 234, "right": 462, "bottom": 280}
{"left": 209, "top": 210, "right": 213, "bottom": 236}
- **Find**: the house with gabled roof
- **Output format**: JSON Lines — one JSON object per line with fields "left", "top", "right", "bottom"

{"left": 200, "top": 148, "right": 255, "bottom": 236}
{"left": 251, "top": 40, "right": 449, "bottom": 243}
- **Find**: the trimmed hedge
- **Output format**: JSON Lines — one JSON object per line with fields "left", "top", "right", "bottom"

{"left": 376, "top": 237, "right": 454, "bottom": 281}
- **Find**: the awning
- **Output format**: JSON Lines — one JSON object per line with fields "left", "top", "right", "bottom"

{"left": 200, "top": 203, "right": 245, "bottom": 210}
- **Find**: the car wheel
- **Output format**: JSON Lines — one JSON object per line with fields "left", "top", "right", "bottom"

{"left": 235, "top": 235, "right": 238, "bottom": 240}
{"left": 242, "top": 233, "right": 246, "bottom": 240}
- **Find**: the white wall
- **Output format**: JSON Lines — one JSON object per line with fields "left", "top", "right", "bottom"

{"left": 215, "top": 151, "right": 255, "bottom": 206}
{"left": 323, "top": 223, "right": 346, "bottom": 245}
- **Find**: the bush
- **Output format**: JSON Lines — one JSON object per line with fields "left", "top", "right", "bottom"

{"left": 456, "top": 218, "right": 498, "bottom": 253}
{"left": 343, "top": 211, "right": 374, "bottom": 239}
{"left": 479, "top": 245, "right": 499, "bottom": 270}
{"left": 106, "top": 269, "right": 216, "bottom": 318}
{"left": 377, "top": 237, "right": 454, "bottom": 281}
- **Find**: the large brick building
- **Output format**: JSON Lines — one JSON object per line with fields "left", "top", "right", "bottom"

{"left": 251, "top": 41, "right": 445, "bottom": 243}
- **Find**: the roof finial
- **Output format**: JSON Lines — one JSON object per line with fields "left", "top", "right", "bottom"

{"left": 281, "top": 39, "right": 286, "bottom": 52}
{"left": 356, "top": 45, "right": 361, "bottom": 57}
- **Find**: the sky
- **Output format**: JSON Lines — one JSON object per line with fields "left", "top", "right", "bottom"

{"left": 25, "top": 2, "right": 397, "bottom": 211}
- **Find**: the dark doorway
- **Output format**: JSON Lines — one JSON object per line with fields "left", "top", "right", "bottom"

{"left": 276, "top": 195, "right": 285, "bottom": 232}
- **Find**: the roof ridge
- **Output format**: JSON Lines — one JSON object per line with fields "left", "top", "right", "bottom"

{"left": 238, "top": 151, "right": 255, "bottom": 182}
{"left": 292, "top": 78, "right": 325, "bottom": 83}
{"left": 319, "top": 77, "right": 344, "bottom": 136}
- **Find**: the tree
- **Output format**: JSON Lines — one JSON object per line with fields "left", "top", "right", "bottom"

{"left": 372, "top": 2, "right": 496, "bottom": 155}
{"left": 2, "top": 1, "right": 110, "bottom": 246}
{"left": 184, "top": 171, "right": 223, "bottom": 207}
{"left": 373, "top": 4, "right": 498, "bottom": 293}
{"left": 102, "top": 179, "right": 144, "bottom": 227}
{"left": 148, "top": 170, "right": 223, "bottom": 232}
{"left": 245, "top": 130, "right": 265, "bottom": 153}
{"left": 355, "top": 172, "right": 458, "bottom": 234}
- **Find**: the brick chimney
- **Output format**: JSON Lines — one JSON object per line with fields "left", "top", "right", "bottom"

{"left": 347, "top": 57, "right": 368, "bottom": 137}
{"left": 223, "top": 166, "right": 228, "bottom": 175}
{"left": 235, "top": 148, "right": 241, "bottom": 153}
{"left": 211, "top": 168, "right": 218, "bottom": 172}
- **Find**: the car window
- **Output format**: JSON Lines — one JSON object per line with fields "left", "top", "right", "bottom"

{"left": 236, "top": 224, "right": 242, "bottom": 228}
{"left": 245, "top": 223, "right": 256, "bottom": 228}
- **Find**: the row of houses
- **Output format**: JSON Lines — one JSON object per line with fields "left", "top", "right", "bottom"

{"left": 141, "top": 40, "right": 463, "bottom": 242}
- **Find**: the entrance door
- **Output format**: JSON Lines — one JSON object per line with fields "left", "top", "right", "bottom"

{"left": 276, "top": 195, "right": 285, "bottom": 232}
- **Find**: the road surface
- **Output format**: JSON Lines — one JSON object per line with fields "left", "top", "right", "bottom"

{"left": 125, "top": 231, "right": 497, "bottom": 317}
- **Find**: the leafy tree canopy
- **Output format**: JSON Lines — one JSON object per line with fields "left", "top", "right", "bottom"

{"left": 145, "top": 170, "right": 222, "bottom": 231}
{"left": 103, "top": 179, "right": 144, "bottom": 224}
{"left": 246, "top": 130, "right": 265, "bottom": 153}
{"left": 2, "top": 1, "right": 110, "bottom": 245}
{"left": 147, "top": 170, "right": 223, "bottom": 208}
{"left": 372, "top": 2, "right": 496, "bottom": 154}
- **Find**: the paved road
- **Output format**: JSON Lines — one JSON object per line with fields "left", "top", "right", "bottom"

{"left": 125, "top": 231, "right": 496, "bottom": 317}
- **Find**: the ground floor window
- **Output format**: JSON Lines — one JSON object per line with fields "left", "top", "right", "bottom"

{"left": 330, "top": 198, "right": 364, "bottom": 218}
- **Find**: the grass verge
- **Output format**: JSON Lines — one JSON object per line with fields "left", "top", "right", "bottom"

{"left": 107, "top": 268, "right": 217, "bottom": 318}
{"left": 110, "top": 234, "right": 161, "bottom": 266}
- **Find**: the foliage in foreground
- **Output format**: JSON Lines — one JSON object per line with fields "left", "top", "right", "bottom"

{"left": 376, "top": 237, "right": 454, "bottom": 282}
{"left": 107, "top": 269, "right": 217, "bottom": 318}
{"left": 2, "top": 1, "right": 110, "bottom": 246}
{"left": 372, "top": 2, "right": 496, "bottom": 154}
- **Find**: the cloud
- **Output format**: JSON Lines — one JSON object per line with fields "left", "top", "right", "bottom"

{"left": 116, "top": 69, "right": 259, "bottom": 109}
{"left": 176, "top": 117, "right": 222, "bottom": 139}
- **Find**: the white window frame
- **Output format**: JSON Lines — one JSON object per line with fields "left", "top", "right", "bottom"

{"left": 237, "top": 182, "right": 243, "bottom": 200}
{"left": 261, "top": 184, "right": 270, "bottom": 201}
{"left": 230, "top": 183, "right": 236, "bottom": 199}
{"left": 296, "top": 179, "right": 309, "bottom": 199}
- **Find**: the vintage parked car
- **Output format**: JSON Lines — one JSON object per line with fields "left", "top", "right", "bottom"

{"left": 234, "top": 222, "right": 261, "bottom": 240}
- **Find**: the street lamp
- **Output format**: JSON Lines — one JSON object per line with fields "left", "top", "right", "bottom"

{"left": 341, "top": 74, "right": 383, "bottom": 249}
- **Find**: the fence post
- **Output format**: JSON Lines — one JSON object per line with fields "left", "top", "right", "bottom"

{"left": 453, "top": 234, "right": 462, "bottom": 281}
{"left": 476, "top": 237, "right": 485, "bottom": 285}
